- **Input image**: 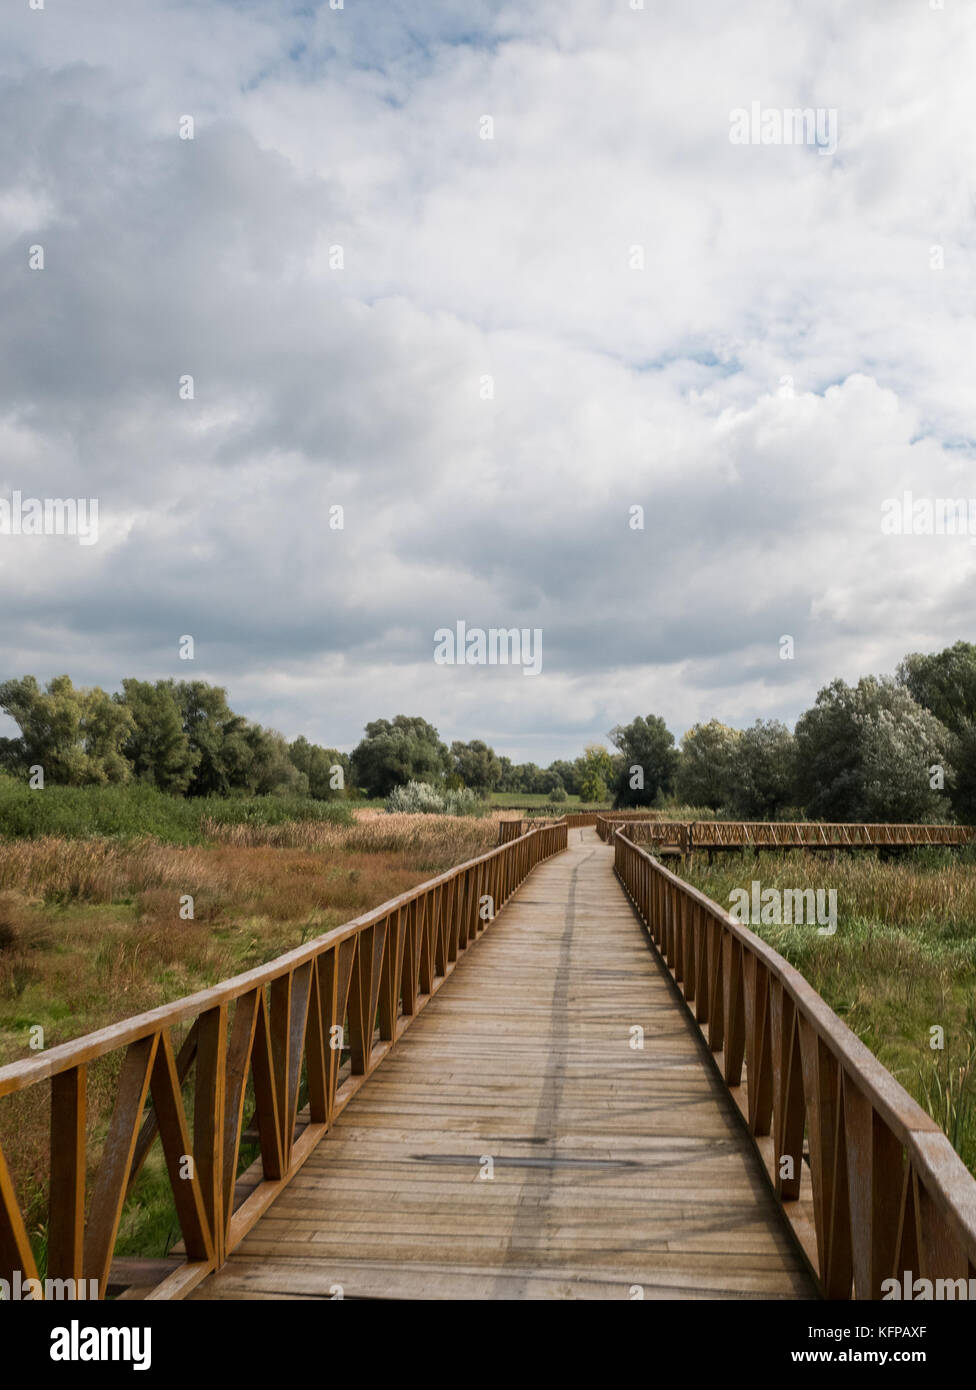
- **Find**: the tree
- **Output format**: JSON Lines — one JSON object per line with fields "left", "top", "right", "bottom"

{"left": 0, "top": 674, "right": 134, "bottom": 785}
{"left": 898, "top": 642, "right": 976, "bottom": 733}
{"left": 898, "top": 642, "right": 976, "bottom": 821}
{"left": 289, "top": 737, "right": 350, "bottom": 800}
{"left": 116, "top": 679, "right": 198, "bottom": 794}
{"left": 674, "top": 721, "right": 741, "bottom": 809}
{"left": 512, "top": 763, "right": 540, "bottom": 794}
{"left": 548, "top": 760, "right": 580, "bottom": 797}
{"left": 945, "top": 720, "right": 976, "bottom": 822}
{"left": 450, "top": 740, "right": 501, "bottom": 792}
{"left": 81, "top": 686, "right": 137, "bottom": 785}
{"left": 169, "top": 681, "right": 252, "bottom": 796}
{"left": 534, "top": 767, "right": 565, "bottom": 795}
{"left": 576, "top": 744, "right": 614, "bottom": 803}
{"left": 729, "top": 720, "right": 795, "bottom": 819}
{"left": 351, "top": 716, "right": 450, "bottom": 798}
{"left": 237, "top": 726, "right": 306, "bottom": 796}
{"left": 793, "top": 677, "right": 952, "bottom": 822}
{"left": 495, "top": 755, "right": 519, "bottom": 792}
{"left": 609, "top": 715, "right": 678, "bottom": 808}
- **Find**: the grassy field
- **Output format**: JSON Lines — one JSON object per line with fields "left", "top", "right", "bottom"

{"left": 488, "top": 792, "right": 608, "bottom": 809}
{"left": 6, "top": 798, "right": 975, "bottom": 1276}
{"left": 0, "top": 773, "right": 355, "bottom": 842}
{"left": 0, "top": 811, "right": 498, "bottom": 1273}
{"left": 675, "top": 847, "right": 976, "bottom": 1176}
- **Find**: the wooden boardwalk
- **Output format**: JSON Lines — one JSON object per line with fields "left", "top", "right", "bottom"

{"left": 191, "top": 830, "right": 814, "bottom": 1300}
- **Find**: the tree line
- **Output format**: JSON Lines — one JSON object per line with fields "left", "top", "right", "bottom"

{"left": 0, "top": 677, "right": 350, "bottom": 800}
{"left": 2, "top": 640, "right": 976, "bottom": 820}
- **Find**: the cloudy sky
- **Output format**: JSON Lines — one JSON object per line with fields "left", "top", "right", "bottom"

{"left": 2, "top": 0, "right": 975, "bottom": 763}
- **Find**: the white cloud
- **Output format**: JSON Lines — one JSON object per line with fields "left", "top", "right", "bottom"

{"left": 1, "top": 0, "right": 975, "bottom": 760}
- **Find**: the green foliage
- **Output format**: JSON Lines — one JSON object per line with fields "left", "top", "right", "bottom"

{"left": 288, "top": 737, "right": 350, "bottom": 800}
{"left": 442, "top": 787, "right": 488, "bottom": 817}
{"left": 115, "top": 679, "right": 198, "bottom": 794}
{"left": 171, "top": 681, "right": 251, "bottom": 796}
{"left": 729, "top": 719, "right": 795, "bottom": 819}
{"left": 947, "top": 721, "right": 976, "bottom": 822}
{"left": 0, "top": 774, "right": 350, "bottom": 842}
{"left": 898, "top": 641, "right": 976, "bottom": 733}
{"left": 494, "top": 755, "right": 520, "bottom": 792}
{"left": 547, "top": 784, "right": 568, "bottom": 803}
{"left": 548, "top": 760, "right": 580, "bottom": 797}
{"left": 237, "top": 726, "right": 306, "bottom": 797}
{"left": 675, "top": 720, "right": 741, "bottom": 810}
{"left": 574, "top": 745, "right": 614, "bottom": 804}
{"left": 450, "top": 739, "right": 501, "bottom": 791}
{"left": 0, "top": 675, "right": 135, "bottom": 785}
{"left": 352, "top": 716, "right": 450, "bottom": 798}
{"left": 384, "top": 780, "right": 486, "bottom": 816}
{"left": 610, "top": 715, "right": 677, "bottom": 808}
{"left": 898, "top": 644, "right": 976, "bottom": 822}
{"left": 794, "top": 677, "right": 953, "bottom": 822}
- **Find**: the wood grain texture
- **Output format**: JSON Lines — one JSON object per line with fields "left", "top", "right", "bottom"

{"left": 192, "top": 832, "right": 814, "bottom": 1301}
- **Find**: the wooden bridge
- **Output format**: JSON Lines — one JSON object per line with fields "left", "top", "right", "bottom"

{"left": 2, "top": 821, "right": 975, "bottom": 1301}
{"left": 595, "top": 816, "right": 976, "bottom": 857}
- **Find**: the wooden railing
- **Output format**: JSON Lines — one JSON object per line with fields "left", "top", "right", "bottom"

{"left": 497, "top": 818, "right": 530, "bottom": 843}
{"left": 500, "top": 813, "right": 595, "bottom": 841}
{"left": 613, "top": 827, "right": 976, "bottom": 1298}
{"left": 603, "top": 819, "right": 976, "bottom": 853}
{"left": 0, "top": 819, "right": 568, "bottom": 1300}
{"left": 594, "top": 812, "right": 670, "bottom": 842}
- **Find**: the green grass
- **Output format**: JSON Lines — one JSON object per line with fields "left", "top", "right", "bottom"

{"left": 0, "top": 774, "right": 353, "bottom": 842}
{"left": 676, "top": 846, "right": 976, "bottom": 1176}
{"left": 488, "top": 792, "right": 610, "bottom": 809}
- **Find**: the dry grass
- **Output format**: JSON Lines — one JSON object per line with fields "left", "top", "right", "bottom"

{"left": 0, "top": 815, "right": 498, "bottom": 1059}
{"left": 0, "top": 836, "right": 227, "bottom": 904}
{"left": 201, "top": 811, "right": 497, "bottom": 866}
{"left": 0, "top": 813, "right": 501, "bottom": 1259}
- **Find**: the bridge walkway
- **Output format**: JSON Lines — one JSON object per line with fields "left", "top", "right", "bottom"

{"left": 191, "top": 829, "right": 815, "bottom": 1300}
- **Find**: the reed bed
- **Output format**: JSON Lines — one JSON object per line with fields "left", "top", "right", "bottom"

{"left": 199, "top": 811, "right": 497, "bottom": 864}
{"left": 677, "top": 846, "right": 976, "bottom": 1175}
{"left": 0, "top": 812, "right": 503, "bottom": 1260}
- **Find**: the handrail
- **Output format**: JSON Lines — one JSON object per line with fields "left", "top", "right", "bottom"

{"left": 499, "top": 814, "right": 576, "bottom": 842}
{"left": 612, "top": 827, "right": 976, "bottom": 1298}
{"left": 0, "top": 818, "right": 569, "bottom": 1300}
{"left": 599, "top": 818, "right": 976, "bottom": 850}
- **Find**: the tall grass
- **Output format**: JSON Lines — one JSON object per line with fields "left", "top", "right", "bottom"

{"left": 0, "top": 811, "right": 500, "bottom": 1277}
{"left": 0, "top": 774, "right": 352, "bottom": 842}
{"left": 677, "top": 847, "right": 976, "bottom": 1175}
{"left": 200, "top": 810, "right": 497, "bottom": 864}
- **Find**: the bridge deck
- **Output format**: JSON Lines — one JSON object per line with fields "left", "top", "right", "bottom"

{"left": 191, "top": 830, "right": 815, "bottom": 1300}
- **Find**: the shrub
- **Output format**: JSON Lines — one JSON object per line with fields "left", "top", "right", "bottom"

{"left": 385, "top": 781, "right": 446, "bottom": 814}
{"left": 384, "top": 782, "right": 487, "bottom": 817}
{"left": 442, "top": 787, "right": 487, "bottom": 817}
